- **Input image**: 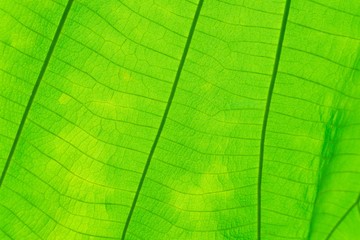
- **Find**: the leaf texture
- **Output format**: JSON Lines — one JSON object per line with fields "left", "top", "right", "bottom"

{"left": 0, "top": 0, "right": 360, "bottom": 239}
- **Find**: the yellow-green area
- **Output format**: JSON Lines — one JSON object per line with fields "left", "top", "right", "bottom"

{"left": 0, "top": 0, "right": 360, "bottom": 239}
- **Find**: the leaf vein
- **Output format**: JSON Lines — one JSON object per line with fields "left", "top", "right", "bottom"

{"left": 0, "top": 0, "right": 74, "bottom": 187}
{"left": 121, "top": 0, "right": 204, "bottom": 238}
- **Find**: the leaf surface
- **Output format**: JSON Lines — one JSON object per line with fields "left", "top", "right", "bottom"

{"left": 0, "top": 0, "right": 360, "bottom": 239}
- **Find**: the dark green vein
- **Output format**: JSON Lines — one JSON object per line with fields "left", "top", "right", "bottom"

{"left": 326, "top": 193, "right": 360, "bottom": 239}
{"left": 121, "top": 0, "right": 204, "bottom": 239}
{"left": 0, "top": 0, "right": 74, "bottom": 187}
{"left": 257, "top": 0, "right": 291, "bottom": 239}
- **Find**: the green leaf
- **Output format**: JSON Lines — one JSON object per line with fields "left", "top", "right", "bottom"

{"left": 1, "top": 0, "right": 359, "bottom": 239}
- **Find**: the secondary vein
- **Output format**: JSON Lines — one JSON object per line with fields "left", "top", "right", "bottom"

{"left": 326, "top": 193, "right": 360, "bottom": 239}
{"left": 121, "top": 0, "right": 204, "bottom": 239}
{"left": 0, "top": 0, "right": 74, "bottom": 187}
{"left": 257, "top": 0, "right": 292, "bottom": 239}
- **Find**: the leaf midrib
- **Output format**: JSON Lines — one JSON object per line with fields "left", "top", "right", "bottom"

{"left": 257, "top": 0, "right": 292, "bottom": 239}
{"left": 120, "top": 0, "right": 204, "bottom": 239}
{"left": 0, "top": 0, "right": 74, "bottom": 187}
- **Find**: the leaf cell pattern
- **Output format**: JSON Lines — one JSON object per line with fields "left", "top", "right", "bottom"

{"left": 0, "top": 0, "right": 360, "bottom": 239}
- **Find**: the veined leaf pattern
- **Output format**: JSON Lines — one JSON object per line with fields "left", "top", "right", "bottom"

{"left": 0, "top": 0, "right": 359, "bottom": 239}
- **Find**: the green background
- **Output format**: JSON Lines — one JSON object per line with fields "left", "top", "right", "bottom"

{"left": 0, "top": 0, "right": 359, "bottom": 239}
